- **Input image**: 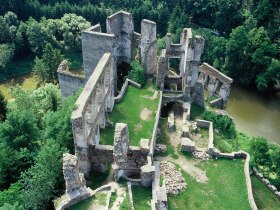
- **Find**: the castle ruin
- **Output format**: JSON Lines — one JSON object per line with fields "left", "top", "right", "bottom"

{"left": 56, "top": 10, "right": 238, "bottom": 210}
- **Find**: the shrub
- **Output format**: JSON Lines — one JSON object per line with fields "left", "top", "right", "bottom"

{"left": 201, "top": 110, "right": 236, "bottom": 139}
{"left": 128, "top": 60, "right": 146, "bottom": 86}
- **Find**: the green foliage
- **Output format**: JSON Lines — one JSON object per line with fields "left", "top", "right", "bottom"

{"left": 0, "top": 110, "right": 39, "bottom": 187}
{"left": 9, "top": 83, "right": 61, "bottom": 125}
{"left": 33, "top": 43, "right": 64, "bottom": 84}
{"left": 190, "top": 103, "right": 204, "bottom": 120}
{"left": 0, "top": 91, "right": 7, "bottom": 121}
{"left": 43, "top": 94, "right": 78, "bottom": 153}
{"left": 32, "top": 56, "right": 49, "bottom": 84}
{"left": 131, "top": 185, "right": 152, "bottom": 210}
{"left": 128, "top": 60, "right": 146, "bottom": 86}
{"left": 0, "top": 202, "right": 24, "bottom": 210}
{"left": 201, "top": 110, "right": 236, "bottom": 139}
{"left": 250, "top": 137, "right": 271, "bottom": 167}
{"left": 0, "top": 183, "right": 22, "bottom": 207}
{"left": 0, "top": 44, "right": 14, "bottom": 71}
{"left": 19, "top": 140, "right": 65, "bottom": 210}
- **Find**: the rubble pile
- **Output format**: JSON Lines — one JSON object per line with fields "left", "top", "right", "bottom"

{"left": 192, "top": 151, "right": 212, "bottom": 161}
{"left": 160, "top": 161, "right": 187, "bottom": 195}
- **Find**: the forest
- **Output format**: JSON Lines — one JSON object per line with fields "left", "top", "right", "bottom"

{"left": 0, "top": 0, "right": 279, "bottom": 209}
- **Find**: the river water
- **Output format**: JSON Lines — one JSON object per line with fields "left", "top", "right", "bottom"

{"left": 226, "top": 85, "right": 280, "bottom": 145}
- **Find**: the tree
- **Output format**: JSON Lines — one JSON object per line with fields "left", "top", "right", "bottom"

{"left": 10, "top": 84, "right": 61, "bottom": 125}
{"left": 0, "top": 91, "right": 7, "bottom": 122}
{"left": 43, "top": 93, "right": 77, "bottom": 153}
{"left": 33, "top": 56, "right": 49, "bottom": 84}
{"left": 0, "top": 202, "right": 24, "bottom": 210}
{"left": 0, "top": 44, "right": 14, "bottom": 71}
{"left": 128, "top": 60, "right": 146, "bottom": 86}
{"left": 250, "top": 137, "right": 271, "bottom": 167}
{"left": 42, "top": 43, "right": 63, "bottom": 83}
{"left": 20, "top": 140, "right": 65, "bottom": 210}
{"left": 0, "top": 110, "right": 39, "bottom": 187}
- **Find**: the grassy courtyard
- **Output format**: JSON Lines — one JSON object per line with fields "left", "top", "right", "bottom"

{"left": 132, "top": 185, "right": 152, "bottom": 210}
{"left": 100, "top": 83, "right": 159, "bottom": 146}
{"left": 168, "top": 158, "right": 251, "bottom": 210}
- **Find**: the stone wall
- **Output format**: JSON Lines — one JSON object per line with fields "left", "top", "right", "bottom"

{"left": 106, "top": 11, "right": 134, "bottom": 64}
{"left": 114, "top": 78, "right": 141, "bottom": 103}
{"left": 71, "top": 53, "right": 115, "bottom": 175}
{"left": 82, "top": 28, "right": 116, "bottom": 80}
{"left": 140, "top": 19, "right": 158, "bottom": 76}
{"left": 149, "top": 91, "right": 163, "bottom": 157}
{"left": 253, "top": 168, "right": 280, "bottom": 200}
{"left": 57, "top": 60, "right": 85, "bottom": 97}
{"left": 199, "top": 63, "right": 233, "bottom": 109}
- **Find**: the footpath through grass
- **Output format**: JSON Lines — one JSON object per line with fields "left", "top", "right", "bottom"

{"left": 100, "top": 83, "right": 159, "bottom": 146}
{"left": 251, "top": 175, "right": 280, "bottom": 210}
{"left": 168, "top": 158, "right": 251, "bottom": 210}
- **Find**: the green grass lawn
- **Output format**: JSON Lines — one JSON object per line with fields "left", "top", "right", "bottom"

{"left": 67, "top": 192, "right": 107, "bottom": 210}
{"left": 155, "top": 118, "right": 178, "bottom": 159}
{"left": 100, "top": 84, "right": 159, "bottom": 146}
{"left": 120, "top": 187, "right": 131, "bottom": 210}
{"left": 251, "top": 175, "right": 280, "bottom": 210}
{"left": 132, "top": 185, "right": 152, "bottom": 210}
{"left": 168, "top": 159, "right": 251, "bottom": 210}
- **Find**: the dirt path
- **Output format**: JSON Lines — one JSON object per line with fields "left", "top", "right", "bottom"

{"left": 110, "top": 183, "right": 127, "bottom": 210}
{"left": 156, "top": 107, "right": 209, "bottom": 183}
{"left": 140, "top": 107, "right": 152, "bottom": 120}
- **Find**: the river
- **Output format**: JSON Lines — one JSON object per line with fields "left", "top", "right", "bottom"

{"left": 226, "top": 85, "right": 280, "bottom": 145}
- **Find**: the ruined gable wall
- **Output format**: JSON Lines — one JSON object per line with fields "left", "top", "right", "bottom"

{"left": 57, "top": 60, "right": 85, "bottom": 97}
{"left": 82, "top": 30, "right": 115, "bottom": 80}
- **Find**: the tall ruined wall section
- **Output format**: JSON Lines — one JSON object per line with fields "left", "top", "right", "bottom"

{"left": 71, "top": 53, "right": 115, "bottom": 175}
{"left": 82, "top": 25, "right": 116, "bottom": 80}
{"left": 140, "top": 19, "right": 158, "bottom": 76}
{"left": 106, "top": 11, "right": 134, "bottom": 64}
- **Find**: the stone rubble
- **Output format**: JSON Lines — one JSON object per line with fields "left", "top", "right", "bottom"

{"left": 160, "top": 161, "right": 187, "bottom": 195}
{"left": 192, "top": 151, "right": 212, "bottom": 161}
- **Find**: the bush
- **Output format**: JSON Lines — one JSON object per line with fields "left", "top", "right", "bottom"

{"left": 128, "top": 60, "right": 146, "bottom": 86}
{"left": 190, "top": 103, "right": 205, "bottom": 120}
{"left": 201, "top": 110, "right": 236, "bottom": 139}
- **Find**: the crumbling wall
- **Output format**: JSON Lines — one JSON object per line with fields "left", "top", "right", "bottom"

{"left": 140, "top": 19, "right": 158, "bottom": 76}
{"left": 199, "top": 63, "right": 233, "bottom": 108}
{"left": 57, "top": 60, "right": 85, "bottom": 97}
{"left": 156, "top": 49, "right": 168, "bottom": 89}
{"left": 106, "top": 11, "right": 135, "bottom": 64}
{"left": 113, "top": 123, "right": 148, "bottom": 181}
{"left": 71, "top": 53, "right": 115, "bottom": 175}
{"left": 82, "top": 28, "right": 116, "bottom": 80}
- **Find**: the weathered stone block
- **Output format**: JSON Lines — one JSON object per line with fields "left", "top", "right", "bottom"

{"left": 181, "top": 138, "right": 195, "bottom": 152}
{"left": 140, "top": 139, "right": 150, "bottom": 154}
{"left": 114, "top": 123, "right": 130, "bottom": 167}
{"left": 140, "top": 165, "right": 155, "bottom": 187}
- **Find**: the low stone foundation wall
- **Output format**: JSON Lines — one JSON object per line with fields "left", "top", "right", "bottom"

{"left": 114, "top": 78, "right": 141, "bottom": 103}
{"left": 149, "top": 91, "right": 163, "bottom": 156}
{"left": 253, "top": 168, "right": 280, "bottom": 200}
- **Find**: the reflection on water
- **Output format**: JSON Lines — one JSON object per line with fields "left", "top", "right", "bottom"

{"left": 226, "top": 85, "right": 280, "bottom": 145}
